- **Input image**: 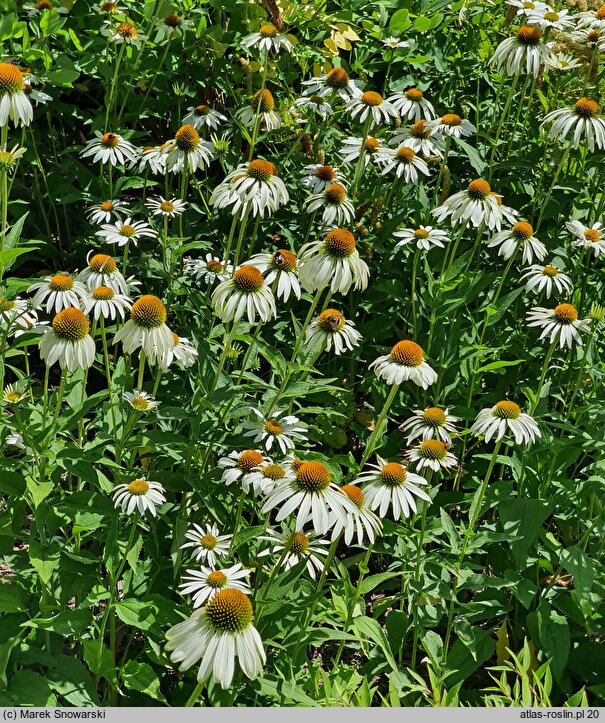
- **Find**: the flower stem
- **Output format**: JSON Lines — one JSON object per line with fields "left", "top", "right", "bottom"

{"left": 487, "top": 72, "right": 520, "bottom": 183}
{"left": 52, "top": 369, "right": 67, "bottom": 423}
{"left": 531, "top": 339, "right": 557, "bottom": 415}
{"left": 359, "top": 383, "right": 399, "bottom": 469}
{"left": 185, "top": 681, "right": 205, "bottom": 707}
{"left": 351, "top": 117, "right": 372, "bottom": 198}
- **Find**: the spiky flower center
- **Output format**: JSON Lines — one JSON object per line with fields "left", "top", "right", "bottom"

{"left": 380, "top": 462, "right": 407, "bottom": 486}
{"left": 130, "top": 295, "right": 167, "bottom": 328}
{"left": 100, "top": 201, "right": 115, "bottom": 212}
{"left": 233, "top": 265, "right": 264, "bottom": 293}
{"left": 361, "top": 91, "right": 383, "bottom": 107}
{"left": 251, "top": 88, "right": 275, "bottom": 113}
{"left": 128, "top": 478, "right": 149, "bottom": 495}
{"left": 0, "top": 151, "right": 16, "bottom": 170}
{"left": 92, "top": 286, "right": 115, "bottom": 300}
{"left": 405, "top": 88, "right": 423, "bottom": 101}
{"left": 422, "top": 407, "right": 446, "bottom": 426}
{"left": 207, "top": 571, "right": 227, "bottom": 588}
{"left": 206, "top": 259, "right": 223, "bottom": 273}
{"left": 467, "top": 178, "right": 491, "bottom": 199}
{"left": 494, "top": 400, "right": 521, "bottom": 419}
{"left": 206, "top": 589, "right": 253, "bottom": 633}
{"left": 89, "top": 253, "right": 117, "bottom": 273}
{"left": 237, "top": 449, "right": 264, "bottom": 471}
{"left": 49, "top": 274, "right": 74, "bottom": 291}
{"left": 264, "top": 419, "right": 283, "bottom": 436}
{"left": 119, "top": 224, "right": 137, "bottom": 238}
{"left": 309, "top": 95, "right": 325, "bottom": 105}
{"left": 441, "top": 113, "right": 462, "bottom": 126}
{"left": 5, "top": 389, "right": 23, "bottom": 403}
{"left": 295, "top": 461, "right": 331, "bottom": 493}
{"left": 410, "top": 119, "right": 429, "bottom": 138}
{"left": 101, "top": 2, "right": 119, "bottom": 11}
{"left": 36, "top": 0, "right": 53, "bottom": 10}
{"left": 318, "top": 309, "right": 346, "bottom": 332}
{"left": 315, "top": 165, "right": 336, "bottom": 181}
{"left": 271, "top": 249, "right": 297, "bottom": 271}
{"left": 200, "top": 534, "right": 216, "bottom": 549}
{"left": 414, "top": 228, "right": 429, "bottom": 238}
{"left": 0, "top": 63, "right": 25, "bottom": 95}
{"left": 390, "top": 340, "right": 423, "bottom": 367}
{"left": 0, "top": 298, "right": 15, "bottom": 312}
{"left": 175, "top": 124, "right": 200, "bottom": 152}
{"left": 542, "top": 265, "right": 558, "bottom": 277}
{"left": 584, "top": 228, "right": 602, "bottom": 242}
{"left": 512, "top": 221, "right": 534, "bottom": 241}
{"left": 287, "top": 532, "right": 309, "bottom": 554}
{"left": 364, "top": 137, "right": 380, "bottom": 153}
{"left": 341, "top": 484, "right": 364, "bottom": 508}
{"left": 164, "top": 13, "right": 182, "bottom": 27}
{"left": 544, "top": 11, "right": 559, "bottom": 21}
{"left": 554, "top": 303, "right": 578, "bottom": 322}
{"left": 575, "top": 97, "right": 599, "bottom": 118}
{"left": 517, "top": 24, "right": 542, "bottom": 45}
{"left": 247, "top": 159, "right": 275, "bottom": 182}
{"left": 396, "top": 146, "right": 416, "bottom": 162}
{"left": 598, "top": 5, "right": 605, "bottom": 19}
{"left": 418, "top": 439, "right": 448, "bottom": 460}
{"left": 588, "top": 29, "right": 601, "bottom": 42}
{"left": 324, "top": 228, "right": 356, "bottom": 257}
{"left": 326, "top": 67, "right": 350, "bottom": 88}
{"left": 52, "top": 308, "right": 90, "bottom": 341}
{"left": 101, "top": 133, "right": 120, "bottom": 150}
{"left": 116, "top": 21, "right": 137, "bottom": 38}
{"left": 194, "top": 104, "right": 210, "bottom": 116}
{"left": 260, "top": 23, "right": 278, "bottom": 37}
{"left": 324, "top": 183, "right": 346, "bottom": 204}
{"left": 263, "top": 463, "right": 285, "bottom": 480}
{"left": 131, "top": 396, "right": 150, "bottom": 411}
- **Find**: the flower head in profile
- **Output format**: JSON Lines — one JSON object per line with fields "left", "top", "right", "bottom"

{"left": 212, "top": 265, "right": 276, "bottom": 324}
{"left": 241, "top": 408, "right": 308, "bottom": 455}
{"left": 301, "top": 164, "right": 346, "bottom": 194}
{"left": 576, "top": 4, "right": 605, "bottom": 29}
{"left": 339, "top": 136, "right": 384, "bottom": 166}
{"left": 305, "top": 308, "right": 362, "bottom": 356}
{"left": 236, "top": 89, "right": 282, "bottom": 131}
{"left": 245, "top": 249, "right": 301, "bottom": 302}
{"left": 520, "top": 264, "right": 573, "bottom": 298}
{"left": 179, "top": 563, "right": 252, "bottom": 608}
{"left": 544, "top": 53, "right": 583, "bottom": 73}
{"left": 299, "top": 228, "right": 369, "bottom": 295}
{"left": 432, "top": 179, "right": 510, "bottom": 231}
{"left": 183, "top": 104, "right": 228, "bottom": 131}
{"left": 80, "top": 132, "right": 137, "bottom": 166}
{"left": 258, "top": 529, "right": 329, "bottom": 579}
{"left": 0, "top": 63, "right": 33, "bottom": 127}
{"left": 329, "top": 484, "right": 382, "bottom": 545}
{"left": 112, "top": 477, "right": 166, "bottom": 516}
{"left": 24, "top": 0, "right": 68, "bottom": 15}
{"left": 0, "top": 297, "right": 43, "bottom": 338}
{"left": 218, "top": 449, "right": 267, "bottom": 494}
{"left": 256, "top": 460, "right": 293, "bottom": 495}
{"left": 400, "top": 407, "right": 460, "bottom": 444}
{"left": 38, "top": 308, "right": 96, "bottom": 372}
{"left": 135, "top": 144, "right": 167, "bottom": 175}
{"left": 113, "top": 295, "right": 174, "bottom": 362}
{"left": 165, "top": 124, "right": 215, "bottom": 173}
{"left": 181, "top": 523, "right": 231, "bottom": 567}
{"left": 394, "top": 225, "right": 450, "bottom": 252}
{"left": 241, "top": 23, "right": 293, "bottom": 53}
{"left": 542, "top": 97, "right": 605, "bottom": 152}
{"left": 382, "top": 36, "right": 410, "bottom": 49}
{"left": 0, "top": 144, "right": 26, "bottom": 173}
{"left": 28, "top": 274, "right": 87, "bottom": 314}
{"left": 526, "top": 303, "right": 590, "bottom": 348}
{"left": 302, "top": 67, "right": 362, "bottom": 100}
{"left": 295, "top": 94, "right": 333, "bottom": 119}
{"left": 490, "top": 25, "right": 551, "bottom": 77}
{"left": 407, "top": 439, "right": 458, "bottom": 473}
{"left": 345, "top": 91, "right": 398, "bottom": 125}
{"left": 305, "top": 183, "right": 355, "bottom": 225}
{"left": 156, "top": 12, "right": 192, "bottom": 41}
{"left": 3, "top": 383, "right": 27, "bottom": 405}
{"left": 210, "top": 159, "right": 289, "bottom": 219}
{"left": 96, "top": 217, "right": 157, "bottom": 247}
{"left": 486, "top": 221, "right": 546, "bottom": 264}
{"left": 86, "top": 200, "right": 129, "bottom": 225}
{"left": 123, "top": 390, "right": 159, "bottom": 413}
{"left": 165, "top": 589, "right": 265, "bottom": 689}
{"left": 425, "top": 113, "right": 476, "bottom": 139}
{"left": 369, "top": 340, "right": 437, "bottom": 389}
{"left": 566, "top": 220, "right": 605, "bottom": 257}
{"left": 470, "top": 401, "right": 540, "bottom": 445}
{"left": 78, "top": 252, "right": 128, "bottom": 294}
{"left": 185, "top": 255, "right": 233, "bottom": 285}
{"left": 158, "top": 332, "right": 198, "bottom": 371}
{"left": 387, "top": 87, "right": 435, "bottom": 121}
{"left": 353, "top": 456, "right": 430, "bottom": 520}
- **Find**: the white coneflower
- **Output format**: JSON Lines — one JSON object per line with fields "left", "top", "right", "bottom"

{"left": 3, "top": 382, "right": 27, "bottom": 405}
{"left": 77, "top": 252, "right": 129, "bottom": 294}
{"left": 387, "top": 87, "right": 435, "bottom": 121}
{"left": 299, "top": 228, "right": 369, "bottom": 295}
{"left": 329, "top": 485, "right": 382, "bottom": 546}
{"left": 241, "top": 22, "right": 293, "bottom": 53}
{"left": 258, "top": 529, "right": 329, "bottom": 579}
{"left": 294, "top": 94, "right": 334, "bottom": 119}
{"left": 566, "top": 220, "right": 605, "bottom": 257}
{"left": 80, "top": 131, "right": 137, "bottom": 166}
{"left": 391, "top": 119, "right": 444, "bottom": 158}
{"left": 470, "top": 401, "right": 540, "bottom": 445}
{"left": 432, "top": 178, "right": 508, "bottom": 231}
{"left": 256, "top": 460, "right": 293, "bottom": 495}
{"left": 542, "top": 97, "right": 605, "bottom": 151}
{"left": 506, "top": 0, "right": 548, "bottom": 17}
{"left": 352, "top": 456, "right": 430, "bottom": 520}
{"left": 82, "top": 286, "right": 131, "bottom": 321}
{"left": 165, "top": 589, "right": 265, "bottom": 690}
{"left": 407, "top": 439, "right": 458, "bottom": 473}
{"left": 156, "top": 12, "right": 192, "bottom": 41}
{"left": 301, "top": 164, "right": 346, "bottom": 194}
{"left": 38, "top": 308, "right": 96, "bottom": 372}
{"left": 212, "top": 265, "right": 276, "bottom": 324}
{"left": 112, "top": 477, "right": 166, "bottom": 516}
{"left": 490, "top": 25, "right": 551, "bottom": 77}
{"left": 113, "top": 294, "right": 174, "bottom": 362}
{"left": 165, "top": 124, "right": 215, "bottom": 173}
{"left": 394, "top": 225, "right": 450, "bottom": 251}
{"left": 400, "top": 407, "right": 460, "bottom": 444}
{"left": 135, "top": 144, "right": 167, "bottom": 175}
{"left": 302, "top": 67, "right": 363, "bottom": 100}
{"left": 102, "top": 20, "right": 146, "bottom": 46}
{"left": 159, "top": 332, "right": 198, "bottom": 370}
{"left": 570, "top": 27, "right": 605, "bottom": 52}
{"left": 262, "top": 460, "right": 358, "bottom": 534}
{"left": 526, "top": 303, "right": 590, "bottom": 348}
{"left": 0, "top": 297, "right": 39, "bottom": 338}
{"left": 23, "top": 0, "right": 68, "bottom": 15}
{"left": 218, "top": 449, "right": 266, "bottom": 494}
{"left": 382, "top": 36, "right": 410, "bottom": 49}
{"left": 210, "top": 159, "right": 289, "bottom": 219}
{"left": 86, "top": 199, "right": 129, "bottom": 225}
{"left": 97, "top": 1, "right": 126, "bottom": 15}
{"left": 339, "top": 136, "right": 384, "bottom": 166}
{"left": 179, "top": 564, "right": 252, "bottom": 608}
{"left": 305, "top": 308, "right": 361, "bottom": 356}
{"left": 0, "top": 63, "right": 33, "bottom": 127}
{"left": 369, "top": 340, "right": 437, "bottom": 389}
{"left": 305, "top": 182, "right": 355, "bottom": 225}
{"left": 576, "top": 5, "right": 605, "bottom": 29}
{"left": 346, "top": 91, "right": 398, "bottom": 125}
{"left": 544, "top": 52, "right": 584, "bottom": 73}
{"left": 28, "top": 274, "right": 87, "bottom": 313}
{"left": 526, "top": 7, "right": 575, "bottom": 30}
{"left": 521, "top": 264, "right": 573, "bottom": 297}
{"left": 146, "top": 196, "right": 187, "bottom": 218}
{"left": 378, "top": 145, "right": 430, "bottom": 183}
{"left": 96, "top": 217, "right": 157, "bottom": 247}
{"left": 486, "top": 221, "right": 546, "bottom": 264}
{"left": 123, "top": 390, "right": 160, "bottom": 413}
{"left": 425, "top": 113, "right": 476, "bottom": 139}
{"left": 185, "top": 254, "right": 233, "bottom": 285}
{"left": 183, "top": 104, "right": 228, "bottom": 131}
{"left": 181, "top": 523, "right": 231, "bottom": 567}
{"left": 245, "top": 249, "right": 301, "bottom": 302}
{"left": 236, "top": 89, "right": 282, "bottom": 131}
{"left": 0, "top": 144, "right": 26, "bottom": 174}
{"left": 241, "top": 408, "right": 308, "bottom": 455}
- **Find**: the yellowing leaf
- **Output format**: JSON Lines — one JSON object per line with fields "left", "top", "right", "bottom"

{"left": 496, "top": 620, "right": 510, "bottom": 665}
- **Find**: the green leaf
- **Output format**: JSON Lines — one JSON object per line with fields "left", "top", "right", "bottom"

{"left": 389, "top": 8, "right": 411, "bottom": 32}
{"left": 359, "top": 571, "right": 400, "bottom": 594}
{"left": 1, "top": 670, "right": 56, "bottom": 706}
{"left": 27, "top": 608, "right": 92, "bottom": 636}
{"left": 3, "top": 212, "right": 28, "bottom": 250}
{"left": 121, "top": 660, "right": 167, "bottom": 703}
{"left": 560, "top": 546, "right": 593, "bottom": 603}
{"left": 353, "top": 616, "right": 398, "bottom": 672}
{"left": 0, "top": 469, "right": 26, "bottom": 496}
{"left": 115, "top": 599, "right": 160, "bottom": 632}
{"left": 46, "top": 655, "right": 99, "bottom": 706}
{"left": 499, "top": 499, "right": 552, "bottom": 567}
{"left": 0, "top": 583, "right": 29, "bottom": 612}
{"left": 453, "top": 137, "right": 485, "bottom": 174}
{"left": 527, "top": 602, "right": 570, "bottom": 681}
{"left": 28, "top": 541, "right": 60, "bottom": 586}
